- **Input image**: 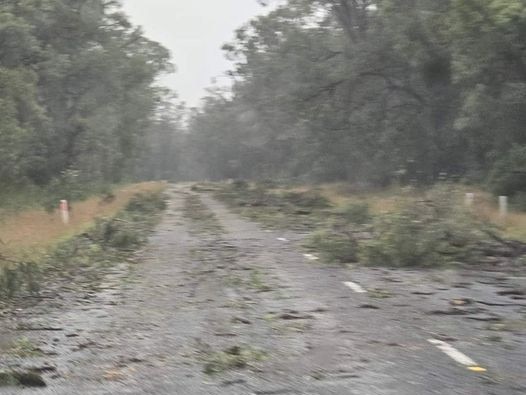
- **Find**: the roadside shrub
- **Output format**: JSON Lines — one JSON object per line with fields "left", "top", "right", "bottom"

{"left": 281, "top": 190, "right": 330, "bottom": 209}
{"left": 248, "top": 186, "right": 275, "bottom": 207}
{"left": 41, "top": 170, "right": 114, "bottom": 212}
{"left": 93, "top": 191, "right": 166, "bottom": 249}
{"left": 18, "top": 262, "right": 40, "bottom": 294}
{"left": 190, "top": 183, "right": 217, "bottom": 192}
{"left": 511, "top": 192, "right": 526, "bottom": 212}
{"left": 100, "top": 186, "right": 116, "bottom": 204}
{"left": 361, "top": 185, "right": 491, "bottom": 267}
{"left": 126, "top": 191, "right": 166, "bottom": 214}
{"left": 108, "top": 227, "right": 141, "bottom": 249}
{"left": 216, "top": 183, "right": 275, "bottom": 208}
{"left": 231, "top": 179, "right": 249, "bottom": 190}
{"left": 0, "top": 262, "right": 40, "bottom": 299}
{"left": 488, "top": 145, "right": 526, "bottom": 197}
{"left": 256, "top": 179, "right": 279, "bottom": 189}
{"left": 1, "top": 191, "right": 165, "bottom": 300}
{"left": 306, "top": 230, "right": 358, "bottom": 264}
{"left": 94, "top": 219, "right": 142, "bottom": 249}
{"left": 0, "top": 267, "right": 19, "bottom": 298}
{"left": 337, "top": 202, "right": 371, "bottom": 225}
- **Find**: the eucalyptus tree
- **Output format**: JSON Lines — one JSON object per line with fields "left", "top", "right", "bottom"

{"left": 0, "top": 0, "right": 173, "bottom": 191}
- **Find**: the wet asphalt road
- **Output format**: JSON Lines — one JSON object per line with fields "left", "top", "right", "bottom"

{"left": 1, "top": 186, "right": 525, "bottom": 394}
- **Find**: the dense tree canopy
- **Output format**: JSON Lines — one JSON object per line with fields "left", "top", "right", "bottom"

{"left": 184, "top": 0, "right": 526, "bottom": 189}
{"left": 1, "top": 0, "right": 525, "bottom": 199}
{"left": 0, "top": 0, "right": 173, "bottom": 190}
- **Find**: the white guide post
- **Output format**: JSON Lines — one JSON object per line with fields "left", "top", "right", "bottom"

{"left": 60, "top": 200, "right": 69, "bottom": 225}
{"left": 499, "top": 196, "right": 508, "bottom": 223}
{"left": 465, "top": 193, "right": 475, "bottom": 208}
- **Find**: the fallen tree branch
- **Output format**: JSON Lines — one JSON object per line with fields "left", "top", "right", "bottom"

{"left": 482, "top": 229, "right": 526, "bottom": 257}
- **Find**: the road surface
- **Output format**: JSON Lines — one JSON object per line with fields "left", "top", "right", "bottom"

{"left": 1, "top": 185, "right": 525, "bottom": 394}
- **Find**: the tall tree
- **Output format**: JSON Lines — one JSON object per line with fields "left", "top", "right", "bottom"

{"left": 0, "top": 0, "right": 173, "bottom": 189}
{"left": 185, "top": 0, "right": 526, "bottom": 188}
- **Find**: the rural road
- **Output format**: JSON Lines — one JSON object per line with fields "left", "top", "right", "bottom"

{"left": 1, "top": 185, "right": 525, "bottom": 394}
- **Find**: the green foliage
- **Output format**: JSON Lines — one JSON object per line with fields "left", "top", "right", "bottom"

{"left": 337, "top": 202, "right": 371, "bottom": 225}
{"left": 367, "top": 288, "right": 392, "bottom": 299}
{"left": 256, "top": 179, "right": 280, "bottom": 189}
{"left": 41, "top": 170, "right": 114, "bottom": 212}
{"left": 488, "top": 145, "right": 526, "bottom": 198}
{"left": 92, "top": 191, "right": 167, "bottom": 248}
{"left": 0, "top": 267, "right": 19, "bottom": 299}
{"left": 249, "top": 269, "right": 272, "bottom": 292}
{"left": 511, "top": 192, "right": 526, "bottom": 212}
{"left": 215, "top": 183, "right": 276, "bottom": 208}
{"left": 281, "top": 190, "right": 331, "bottom": 209}
{"left": 0, "top": 371, "right": 45, "bottom": 388}
{"left": 232, "top": 180, "right": 249, "bottom": 190}
{"left": 0, "top": 263, "right": 40, "bottom": 299}
{"left": 183, "top": 194, "right": 223, "bottom": 233}
{"left": 215, "top": 183, "right": 328, "bottom": 229}
{"left": 126, "top": 192, "right": 168, "bottom": 215}
{"left": 0, "top": 191, "right": 166, "bottom": 300}
{"left": 94, "top": 219, "right": 142, "bottom": 249}
{"left": 0, "top": 0, "right": 173, "bottom": 190}
{"left": 181, "top": 0, "right": 526, "bottom": 188}
{"left": 0, "top": 371, "right": 18, "bottom": 387}
{"left": 306, "top": 230, "right": 358, "bottom": 264}
{"left": 8, "top": 337, "right": 42, "bottom": 358}
{"left": 202, "top": 345, "right": 267, "bottom": 375}
{"left": 361, "top": 185, "right": 491, "bottom": 267}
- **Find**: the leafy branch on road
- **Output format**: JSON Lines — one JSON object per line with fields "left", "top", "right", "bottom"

{"left": 183, "top": 194, "right": 224, "bottom": 234}
{"left": 215, "top": 182, "right": 525, "bottom": 268}
{"left": 0, "top": 191, "right": 166, "bottom": 301}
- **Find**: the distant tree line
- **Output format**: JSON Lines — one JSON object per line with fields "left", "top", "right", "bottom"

{"left": 0, "top": 0, "right": 173, "bottom": 193}
{"left": 182, "top": 0, "right": 526, "bottom": 198}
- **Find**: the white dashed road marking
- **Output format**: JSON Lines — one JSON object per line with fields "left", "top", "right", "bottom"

{"left": 344, "top": 281, "right": 367, "bottom": 293}
{"left": 428, "top": 339, "right": 486, "bottom": 371}
{"left": 303, "top": 253, "right": 319, "bottom": 261}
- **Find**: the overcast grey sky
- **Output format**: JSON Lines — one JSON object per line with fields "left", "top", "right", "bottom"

{"left": 121, "top": 1, "right": 269, "bottom": 107}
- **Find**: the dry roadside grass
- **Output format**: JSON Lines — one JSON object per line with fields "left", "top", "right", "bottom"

{"left": 0, "top": 181, "right": 166, "bottom": 263}
{"left": 273, "top": 183, "right": 526, "bottom": 243}
{"left": 470, "top": 190, "right": 526, "bottom": 242}
{"left": 272, "top": 183, "right": 402, "bottom": 213}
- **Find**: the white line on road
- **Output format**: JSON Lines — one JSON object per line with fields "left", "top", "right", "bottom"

{"left": 303, "top": 253, "right": 319, "bottom": 261}
{"left": 427, "top": 339, "right": 480, "bottom": 368}
{"left": 344, "top": 281, "right": 367, "bottom": 293}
